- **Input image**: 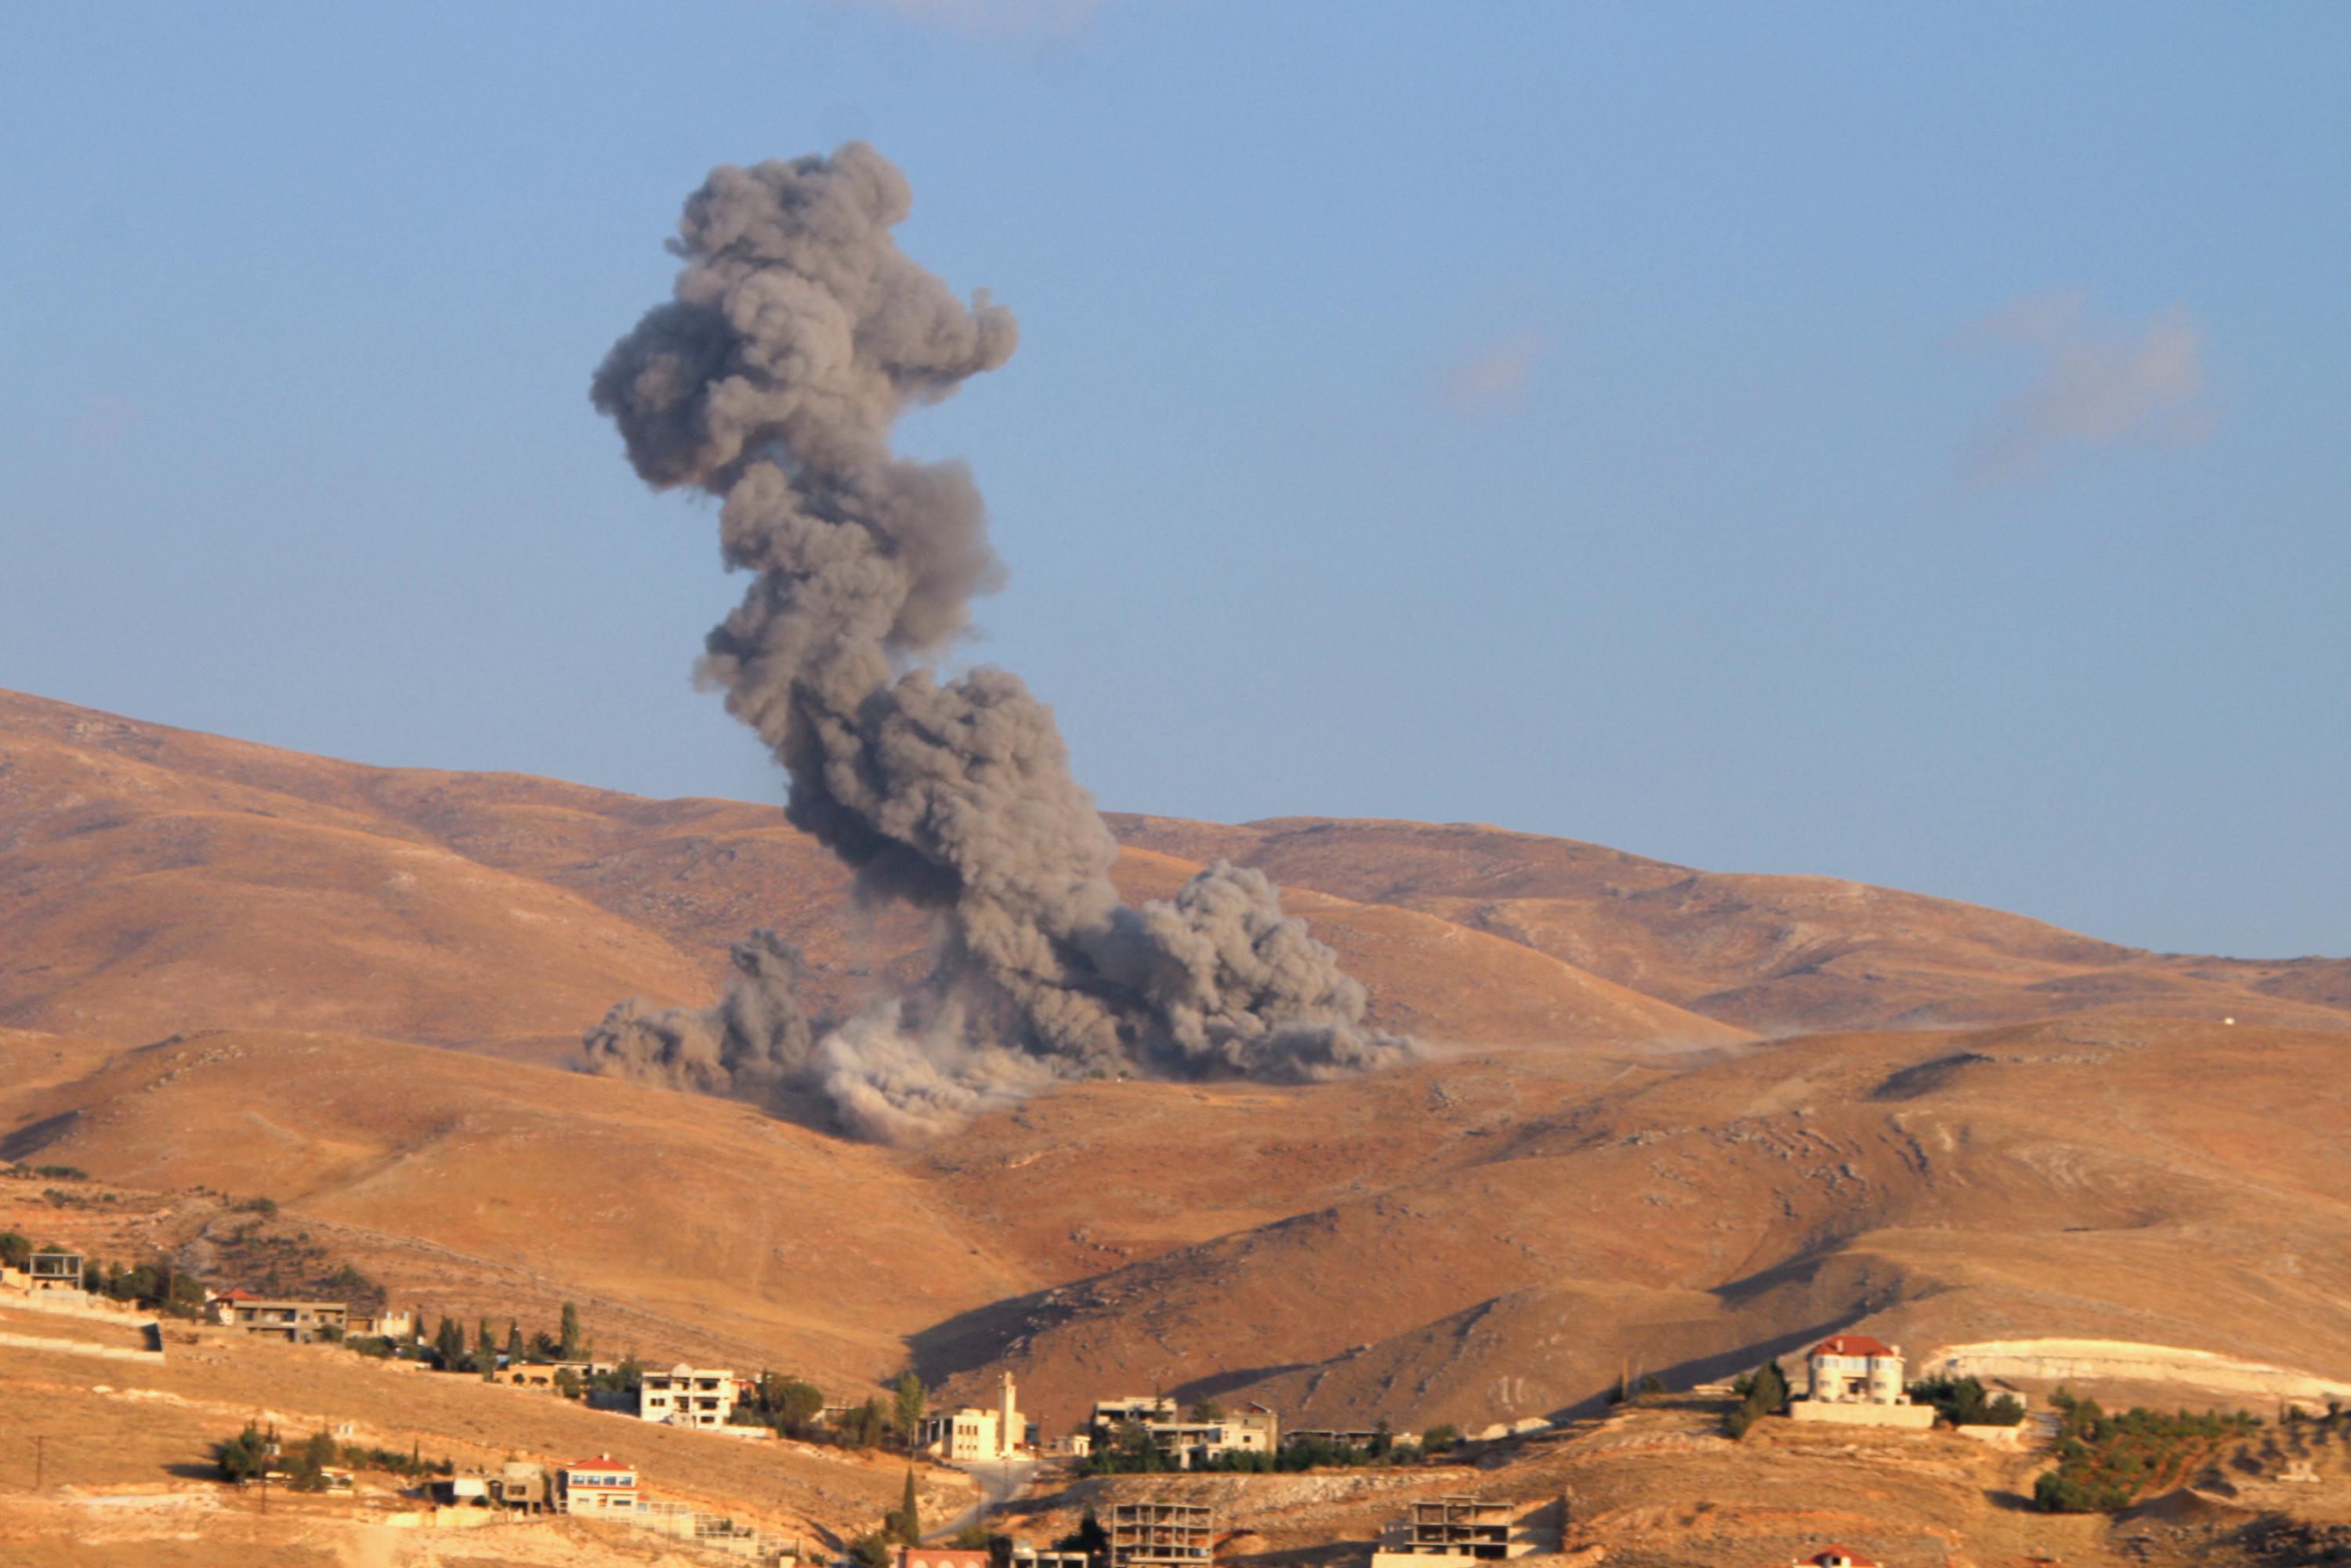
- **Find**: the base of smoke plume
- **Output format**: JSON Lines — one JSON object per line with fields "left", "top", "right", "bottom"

{"left": 585, "top": 989, "right": 1420, "bottom": 1144}
{"left": 581, "top": 884, "right": 1421, "bottom": 1144}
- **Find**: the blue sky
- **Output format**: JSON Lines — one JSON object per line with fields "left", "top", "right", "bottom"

{"left": 2, "top": 2, "right": 2343, "bottom": 958}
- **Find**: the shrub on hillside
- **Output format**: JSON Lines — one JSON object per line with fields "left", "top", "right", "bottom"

{"left": 1725, "top": 1360, "right": 1789, "bottom": 1438}
{"left": 214, "top": 1424, "right": 277, "bottom": 1483}
{"left": 1909, "top": 1374, "right": 2025, "bottom": 1427}
{"left": 2032, "top": 1387, "right": 2259, "bottom": 1513}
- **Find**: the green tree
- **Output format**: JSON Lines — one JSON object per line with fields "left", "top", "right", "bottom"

{"left": 1726, "top": 1360, "right": 1789, "bottom": 1438}
{"left": 893, "top": 1372, "right": 926, "bottom": 1449}
{"left": 770, "top": 1376, "right": 825, "bottom": 1432}
{"left": 842, "top": 1397, "right": 886, "bottom": 1450}
{"left": 290, "top": 1430, "right": 338, "bottom": 1490}
{"left": 553, "top": 1367, "right": 581, "bottom": 1400}
{"left": 1909, "top": 1375, "right": 2025, "bottom": 1427}
{"left": 559, "top": 1301, "right": 581, "bottom": 1362}
{"left": 504, "top": 1321, "right": 523, "bottom": 1365}
{"left": 884, "top": 1467, "right": 922, "bottom": 1544}
{"left": 0, "top": 1230, "right": 31, "bottom": 1268}
{"left": 848, "top": 1533, "right": 894, "bottom": 1568}
{"left": 1421, "top": 1423, "right": 1462, "bottom": 1455}
{"left": 1187, "top": 1396, "right": 1225, "bottom": 1422}
{"left": 214, "top": 1423, "right": 277, "bottom": 1483}
{"left": 1065, "top": 1509, "right": 1109, "bottom": 1558}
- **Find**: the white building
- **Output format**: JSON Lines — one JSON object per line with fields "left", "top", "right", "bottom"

{"left": 557, "top": 1454, "right": 639, "bottom": 1515}
{"left": 1804, "top": 1334, "right": 1907, "bottom": 1403}
{"left": 922, "top": 1372, "right": 1026, "bottom": 1462}
{"left": 1790, "top": 1334, "right": 1933, "bottom": 1430}
{"left": 1088, "top": 1395, "right": 1279, "bottom": 1469}
{"left": 639, "top": 1366, "right": 741, "bottom": 1429}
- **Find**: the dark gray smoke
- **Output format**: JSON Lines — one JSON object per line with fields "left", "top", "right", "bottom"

{"left": 583, "top": 144, "right": 1414, "bottom": 1139}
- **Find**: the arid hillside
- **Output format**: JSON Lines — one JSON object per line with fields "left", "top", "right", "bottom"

{"left": 3, "top": 685, "right": 2349, "bottom": 1443}
{"left": 909, "top": 1017, "right": 2351, "bottom": 1434}
{"left": 1107, "top": 814, "right": 2351, "bottom": 1034}
{"left": 0, "top": 688, "right": 1732, "bottom": 1062}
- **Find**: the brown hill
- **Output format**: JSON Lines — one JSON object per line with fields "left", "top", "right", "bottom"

{"left": 909, "top": 1017, "right": 2351, "bottom": 1432}
{"left": 0, "top": 1026, "right": 1026, "bottom": 1382}
{"left": 5, "top": 684, "right": 2349, "bottom": 1449}
{"left": 0, "top": 687, "right": 1733, "bottom": 1061}
{"left": 1106, "top": 814, "right": 2351, "bottom": 1034}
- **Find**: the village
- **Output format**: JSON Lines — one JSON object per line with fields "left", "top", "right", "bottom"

{"left": 9, "top": 1231, "right": 2313, "bottom": 1568}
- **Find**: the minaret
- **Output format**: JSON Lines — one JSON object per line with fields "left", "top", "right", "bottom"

{"left": 1000, "top": 1371, "right": 1020, "bottom": 1458}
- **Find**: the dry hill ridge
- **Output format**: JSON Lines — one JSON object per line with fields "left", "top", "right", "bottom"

{"left": 0, "top": 686, "right": 1732, "bottom": 1060}
{"left": 3, "top": 683, "right": 2349, "bottom": 1446}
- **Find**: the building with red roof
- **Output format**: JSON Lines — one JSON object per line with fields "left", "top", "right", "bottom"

{"left": 1795, "top": 1547, "right": 1878, "bottom": 1567}
{"left": 1791, "top": 1332, "right": 1935, "bottom": 1431}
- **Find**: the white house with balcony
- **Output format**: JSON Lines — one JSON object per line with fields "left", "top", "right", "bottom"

{"left": 1789, "top": 1334, "right": 1933, "bottom": 1429}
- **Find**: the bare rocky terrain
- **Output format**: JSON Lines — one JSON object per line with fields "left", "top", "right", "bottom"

{"left": 3, "top": 685, "right": 2349, "bottom": 1565}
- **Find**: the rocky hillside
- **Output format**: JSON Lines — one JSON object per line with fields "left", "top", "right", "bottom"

{"left": 2, "top": 685, "right": 2347, "bottom": 1437}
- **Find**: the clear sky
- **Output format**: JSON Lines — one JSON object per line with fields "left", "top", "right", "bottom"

{"left": 2, "top": 2, "right": 2343, "bottom": 958}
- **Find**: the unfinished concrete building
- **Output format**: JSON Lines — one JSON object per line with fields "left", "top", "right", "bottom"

{"left": 24, "top": 1251, "right": 85, "bottom": 1295}
{"left": 1109, "top": 1501, "right": 1215, "bottom": 1568}
{"left": 1369, "top": 1497, "right": 1539, "bottom": 1568}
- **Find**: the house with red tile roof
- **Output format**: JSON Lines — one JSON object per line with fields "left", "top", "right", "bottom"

{"left": 1790, "top": 1333, "right": 1933, "bottom": 1430}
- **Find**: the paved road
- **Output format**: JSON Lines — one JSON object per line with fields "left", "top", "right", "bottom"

{"left": 929, "top": 1458, "right": 1039, "bottom": 1541}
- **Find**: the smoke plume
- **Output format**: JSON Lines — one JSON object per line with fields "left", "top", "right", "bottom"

{"left": 584, "top": 144, "right": 1413, "bottom": 1139}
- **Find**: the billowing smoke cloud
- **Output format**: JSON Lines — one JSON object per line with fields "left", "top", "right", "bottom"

{"left": 583, "top": 145, "right": 1413, "bottom": 1139}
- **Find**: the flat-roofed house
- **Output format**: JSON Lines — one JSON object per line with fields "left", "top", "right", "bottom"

{"left": 639, "top": 1365, "right": 739, "bottom": 1428}
{"left": 922, "top": 1373, "right": 1028, "bottom": 1462}
{"left": 1089, "top": 1395, "right": 1277, "bottom": 1469}
{"left": 346, "top": 1308, "right": 415, "bottom": 1340}
{"left": 557, "top": 1455, "right": 639, "bottom": 1515}
{"left": 212, "top": 1289, "right": 350, "bottom": 1343}
{"left": 489, "top": 1461, "right": 552, "bottom": 1512}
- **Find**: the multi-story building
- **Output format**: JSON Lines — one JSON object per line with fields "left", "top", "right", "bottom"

{"left": 346, "top": 1309, "right": 416, "bottom": 1340}
{"left": 1804, "top": 1335, "right": 1907, "bottom": 1403}
{"left": 1109, "top": 1501, "right": 1214, "bottom": 1568}
{"left": 639, "top": 1366, "right": 740, "bottom": 1428}
{"left": 1089, "top": 1396, "right": 1277, "bottom": 1469}
{"left": 922, "top": 1372, "right": 1027, "bottom": 1461}
{"left": 1790, "top": 1334, "right": 1934, "bottom": 1430}
{"left": 211, "top": 1290, "right": 350, "bottom": 1342}
{"left": 556, "top": 1454, "right": 639, "bottom": 1515}
{"left": 489, "top": 1461, "right": 552, "bottom": 1512}
{"left": 1368, "top": 1496, "right": 1539, "bottom": 1568}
